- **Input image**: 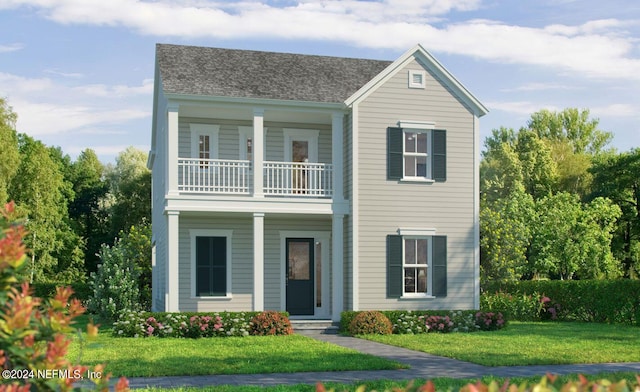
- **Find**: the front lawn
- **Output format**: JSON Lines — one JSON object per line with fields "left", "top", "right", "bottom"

{"left": 363, "top": 321, "right": 640, "bottom": 366}
{"left": 66, "top": 320, "right": 404, "bottom": 377}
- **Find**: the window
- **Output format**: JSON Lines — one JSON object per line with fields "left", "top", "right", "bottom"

{"left": 408, "top": 70, "right": 426, "bottom": 89}
{"left": 191, "top": 229, "right": 232, "bottom": 298}
{"left": 387, "top": 126, "right": 446, "bottom": 182}
{"left": 238, "top": 126, "right": 266, "bottom": 161}
{"left": 387, "top": 234, "right": 447, "bottom": 298}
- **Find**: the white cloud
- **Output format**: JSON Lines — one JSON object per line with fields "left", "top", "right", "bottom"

{"left": 2, "top": 0, "right": 639, "bottom": 80}
{"left": 486, "top": 100, "right": 559, "bottom": 116}
{"left": 44, "top": 69, "right": 85, "bottom": 78}
{"left": 591, "top": 103, "right": 639, "bottom": 118}
{"left": 73, "top": 79, "right": 153, "bottom": 97}
{"left": 0, "top": 42, "right": 24, "bottom": 53}
{"left": 500, "top": 82, "right": 579, "bottom": 92}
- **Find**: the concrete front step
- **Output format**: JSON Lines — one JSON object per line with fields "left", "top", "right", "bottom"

{"left": 290, "top": 320, "right": 340, "bottom": 334}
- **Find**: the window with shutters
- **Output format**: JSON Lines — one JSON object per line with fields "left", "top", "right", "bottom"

{"left": 387, "top": 233, "right": 447, "bottom": 299}
{"left": 191, "top": 229, "right": 232, "bottom": 298}
{"left": 388, "top": 126, "right": 446, "bottom": 182}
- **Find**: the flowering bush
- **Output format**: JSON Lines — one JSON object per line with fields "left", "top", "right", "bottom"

{"left": 348, "top": 311, "right": 393, "bottom": 335}
{"left": 249, "top": 311, "right": 293, "bottom": 336}
{"left": 475, "top": 311, "right": 506, "bottom": 331}
{"left": 392, "top": 311, "right": 427, "bottom": 334}
{"left": 0, "top": 201, "right": 129, "bottom": 391}
{"left": 112, "top": 311, "right": 252, "bottom": 338}
{"left": 449, "top": 310, "right": 480, "bottom": 333}
{"left": 540, "top": 296, "right": 562, "bottom": 320}
{"left": 424, "top": 315, "right": 455, "bottom": 333}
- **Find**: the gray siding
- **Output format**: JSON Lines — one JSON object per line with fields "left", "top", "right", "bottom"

{"left": 355, "top": 57, "right": 476, "bottom": 310}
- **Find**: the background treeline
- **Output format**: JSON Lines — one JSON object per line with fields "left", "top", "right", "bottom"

{"left": 481, "top": 107, "right": 640, "bottom": 283}
{"left": 0, "top": 97, "right": 151, "bottom": 289}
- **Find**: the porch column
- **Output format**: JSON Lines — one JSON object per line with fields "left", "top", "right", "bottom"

{"left": 253, "top": 108, "right": 264, "bottom": 198}
{"left": 167, "top": 103, "right": 179, "bottom": 196}
{"left": 332, "top": 213, "right": 344, "bottom": 322}
{"left": 331, "top": 112, "right": 344, "bottom": 201}
{"left": 166, "top": 210, "right": 180, "bottom": 312}
{"left": 253, "top": 212, "right": 265, "bottom": 311}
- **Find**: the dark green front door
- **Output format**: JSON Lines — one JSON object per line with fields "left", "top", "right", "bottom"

{"left": 286, "top": 238, "right": 314, "bottom": 316}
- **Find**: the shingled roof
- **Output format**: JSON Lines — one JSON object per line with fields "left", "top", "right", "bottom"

{"left": 156, "top": 44, "right": 392, "bottom": 104}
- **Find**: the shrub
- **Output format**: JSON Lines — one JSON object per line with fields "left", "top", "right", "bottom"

{"left": 475, "top": 311, "right": 506, "bottom": 331}
{"left": 250, "top": 311, "right": 293, "bottom": 336}
{"left": 348, "top": 311, "right": 393, "bottom": 335}
{"left": 0, "top": 201, "right": 128, "bottom": 391}
{"left": 392, "top": 311, "right": 427, "bottom": 334}
{"left": 88, "top": 240, "right": 140, "bottom": 320}
{"left": 449, "top": 310, "right": 479, "bottom": 333}
{"left": 483, "top": 280, "right": 640, "bottom": 324}
{"left": 424, "top": 315, "right": 455, "bottom": 333}
{"left": 480, "top": 291, "right": 542, "bottom": 321}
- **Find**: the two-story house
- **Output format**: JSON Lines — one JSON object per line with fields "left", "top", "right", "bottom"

{"left": 148, "top": 43, "right": 488, "bottom": 321}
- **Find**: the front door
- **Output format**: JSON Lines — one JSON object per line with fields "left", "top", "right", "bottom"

{"left": 286, "top": 238, "right": 314, "bottom": 316}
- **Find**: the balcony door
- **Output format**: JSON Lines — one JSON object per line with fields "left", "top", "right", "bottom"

{"left": 284, "top": 129, "right": 319, "bottom": 195}
{"left": 286, "top": 238, "right": 315, "bottom": 316}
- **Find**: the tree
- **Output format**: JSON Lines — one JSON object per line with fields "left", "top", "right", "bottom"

{"left": 529, "top": 193, "right": 621, "bottom": 280}
{"left": 590, "top": 149, "right": 640, "bottom": 277}
{"left": 69, "top": 149, "right": 110, "bottom": 274}
{"left": 105, "top": 147, "right": 151, "bottom": 239}
{"left": 480, "top": 188, "right": 535, "bottom": 284}
{"left": 0, "top": 98, "right": 20, "bottom": 203}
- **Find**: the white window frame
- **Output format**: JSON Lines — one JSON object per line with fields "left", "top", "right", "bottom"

{"left": 401, "top": 236, "right": 433, "bottom": 298}
{"left": 283, "top": 128, "right": 319, "bottom": 163}
{"left": 398, "top": 121, "right": 436, "bottom": 182}
{"left": 190, "top": 229, "right": 233, "bottom": 299}
{"left": 408, "top": 70, "right": 426, "bottom": 89}
{"left": 190, "top": 124, "right": 220, "bottom": 160}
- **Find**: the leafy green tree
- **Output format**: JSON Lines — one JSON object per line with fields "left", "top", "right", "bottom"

{"left": 514, "top": 130, "right": 557, "bottom": 200}
{"left": 590, "top": 149, "right": 640, "bottom": 277}
{"left": 530, "top": 193, "right": 621, "bottom": 280}
{"left": 118, "top": 222, "right": 152, "bottom": 309}
{"left": 0, "top": 98, "right": 20, "bottom": 203}
{"left": 526, "top": 108, "right": 613, "bottom": 155}
{"left": 69, "top": 149, "right": 110, "bottom": 274}
{"left": 105, "top": 146, "right": 151, "bottom": 239}
{"left": 480, "top": 188, "right": 535, "bottom": 284}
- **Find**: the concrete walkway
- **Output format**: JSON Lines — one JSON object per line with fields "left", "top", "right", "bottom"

{"left": 126, "top": 331, "right": 640, "bottom": 389}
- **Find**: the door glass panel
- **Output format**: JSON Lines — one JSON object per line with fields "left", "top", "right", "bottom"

{"left": 288, "top": 241, "right": 310, "bottom": 280}
{"left": 315, "top": 241, "right": 321, "bottom": 307}
{"left": 292, "top": 141, "right": 309, "bottom": 163}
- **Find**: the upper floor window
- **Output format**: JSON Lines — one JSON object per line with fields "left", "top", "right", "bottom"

{"left": 387, "top": 124, "right": 446, "bottom": 182}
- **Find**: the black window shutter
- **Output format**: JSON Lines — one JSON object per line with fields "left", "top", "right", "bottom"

{"left": 386, "top": 235, "right": 403, "bottom": 298}
{"left": 432, "top": 130, "right": 446, "bottom": 182}
{"left": 432, "top": 235, "right": 447, "bottom": 297}
{"left": 387, "top": 127, "right": 403, "bottom": 180}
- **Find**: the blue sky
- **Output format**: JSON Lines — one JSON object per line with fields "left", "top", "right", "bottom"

{"left": 1, "top": 0, "right": 639, "bottom": 163}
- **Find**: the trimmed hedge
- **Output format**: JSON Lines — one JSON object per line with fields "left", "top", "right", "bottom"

{"left": 483, "top": 280, "right": 640, "bottom": 324}
{"left": 32, "top": 282, "right": 92, "bottom": 301}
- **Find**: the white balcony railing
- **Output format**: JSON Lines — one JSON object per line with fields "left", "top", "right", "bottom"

{"left": 177, "top": 159, "right": 333, "bottom": 197}
{"left": 178, "top": 158, "right": 251, "bottom": 194}
{"left": 264, "top": 161, "right": 333, "bottom": 197}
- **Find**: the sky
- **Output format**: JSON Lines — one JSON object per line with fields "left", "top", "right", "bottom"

{"left": 0, "top": 0, "right": 639, "bottom": 164}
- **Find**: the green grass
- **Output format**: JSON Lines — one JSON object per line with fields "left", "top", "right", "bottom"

{"left": 135, "top": 372, "right": 640, "bottom": 391}
{"left": 363, "top": 321, "right": 640, "bottom": 366}
{"left": 66, "top": 318, "right": 404, "bottom": 377}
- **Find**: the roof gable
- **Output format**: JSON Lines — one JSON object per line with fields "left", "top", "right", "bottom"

{"left": 344, "top": 44, "right": 488, "bottom": 117}
{"left": 156, "top": 44, "right": 391, "bottom": 104}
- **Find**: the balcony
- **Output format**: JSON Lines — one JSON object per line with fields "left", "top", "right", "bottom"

{"left": 178, "top": 158, "right": 333, "bottom": 198}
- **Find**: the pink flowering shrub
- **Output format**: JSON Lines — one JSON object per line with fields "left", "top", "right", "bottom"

{"left": 112, "top": 311, "right": 251, "bottom": 338}
{"left": 475, "top": 311, "right": 506, "bottom": 331}
{"left": 424, "top": 315, "right": 455, "bottom": 333}
{"left": 540, "top": 296, "right": 561, "bottom": 320}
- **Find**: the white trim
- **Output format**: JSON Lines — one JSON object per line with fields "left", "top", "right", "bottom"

{"left": 253, "top": 213, "right": 264, "bottom": 311}
{"left": 166, "top": 104, "right": 179, "bottom": 196}
{"left": 279, "top": 230, "right": 330, "bottom": 318}
{"left": 400, "top": 236, "right": 433, "bottom": 297}
{"left": 398, "top": 120, "right": 436, "bottom": 130}
{"left": 398, "top": 228, "right": 436, "bottom": 236}
{"left": 351, "top": 104, "right": 360, "bottom": 311}
{"left": 239, "top": 126, "right": 267, "bottom": 161}
{"left": 190, "top": 229, "right": 233, "bottom": 299}
{"left": 331, "top": 112, "right": 345, "bottom": 202}
{"left": 402, "top": 129, "right": 432, "bottom": 180}
{"left": 473, "top": 115, "right": 481, "bottom": 310}
{"left": 283, "top": 128, "right": 319, "bottom": 163}
{"left": 253, "top": 109, "right": 265, "bottom": 197}
{"left": 408, "top": 70, "right": 426, "bottom": 89}
{"left": 331, "top": 214, "right": 344, "bottom": 322}
{"left": 190, "top": 124, "right": 220, "bottom": 159}
{"left": 166, "top": 210, "right": 180, "bottom": 311}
